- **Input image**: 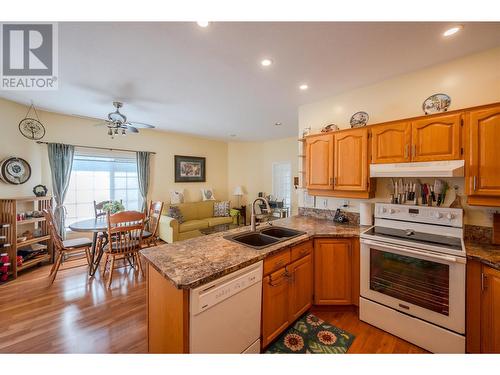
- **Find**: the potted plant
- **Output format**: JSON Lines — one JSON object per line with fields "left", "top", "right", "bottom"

{"left": 102, "top": 200, "right": 125, "bottom": 214}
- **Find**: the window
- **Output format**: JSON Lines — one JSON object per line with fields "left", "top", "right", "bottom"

{"left": 272, "top": 162, "right": 292, "bottom": 209}
{"left": 65, "top": 150, "right": 139, "bottom": 227}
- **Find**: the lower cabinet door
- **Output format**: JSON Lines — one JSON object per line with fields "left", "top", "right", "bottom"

{"left": 314, "top": 239, "right": 352, "bottom": 305}
{"left": 481, "top": 266, "right": 500, "bottom": 353}
{"left": 262, "top": 267, "right": 290, "bottom": 348}
{"left": 288, "top": 254, "right": 313, "bottom": 322}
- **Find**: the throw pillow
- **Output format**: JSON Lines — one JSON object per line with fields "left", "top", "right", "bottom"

{"left": 167, "top": 206, "right": 185, "bottom": 223}
{"left": 170, "top": 189, "right": 185, "bottom": 204}
{"left": 201, "top": 188, "right": 215, "bottom": 201}
{"left": 214, "top": 201, "right": 231, "bottom": 217}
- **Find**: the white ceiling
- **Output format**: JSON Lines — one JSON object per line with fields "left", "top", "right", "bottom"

{"left": 2, "top": 22, "right": 500, "bottom": 141}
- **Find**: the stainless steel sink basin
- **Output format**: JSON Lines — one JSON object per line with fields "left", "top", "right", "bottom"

{"left": 260, "top": 226, "right": 304, "bottom": 238}
{"left": 224, "top": 226, "right": 306, "bottom": 249}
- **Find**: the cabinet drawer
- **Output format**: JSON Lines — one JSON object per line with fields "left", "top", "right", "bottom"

{"left": 291, "top": 240, "right": 313, "bottom": 262}
{"left": 264, "top": 249, "right": 291, "bottom": 276}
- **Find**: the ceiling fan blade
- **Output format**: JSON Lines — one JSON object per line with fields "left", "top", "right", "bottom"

{"left": 93, "top": 120, "right": 113, "bottom": 127}
{"left": 125, "top": 125, "right": 139, "bottom": 133}
{"left": 127, "top": 121, "right": 155, "bottom": 129}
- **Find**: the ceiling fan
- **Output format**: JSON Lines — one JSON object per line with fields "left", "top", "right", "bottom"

{"left": 95, "top": 101, "right": 155, "bottom": 138}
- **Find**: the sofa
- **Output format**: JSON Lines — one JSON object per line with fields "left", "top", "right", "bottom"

{"left": 158, "top": 201, "right": 234, "bottom": 243}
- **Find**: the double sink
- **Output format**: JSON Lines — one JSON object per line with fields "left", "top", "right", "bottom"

{"left": 223, "top": 226, "right": 306, "bottom": 250}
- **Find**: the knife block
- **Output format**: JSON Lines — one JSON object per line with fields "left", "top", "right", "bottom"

{"left": 493, "top": 213, "right": 500, "bottom": 245}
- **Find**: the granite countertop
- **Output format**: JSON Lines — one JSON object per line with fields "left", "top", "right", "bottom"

{"left": 140, "top": 215, "right": 366, "bottom": 290}
{"left": 465, "top": 241, "right": 500, "bottom": 271}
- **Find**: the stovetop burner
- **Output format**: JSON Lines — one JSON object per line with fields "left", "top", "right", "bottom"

{"left": 364, "top": 226, "right": 463, "bottom": 252}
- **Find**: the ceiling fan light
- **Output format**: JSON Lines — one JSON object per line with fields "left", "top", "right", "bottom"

{"left": 122, "top": 129, "right": 126, "bottom": 136}
{"left": 107, "top": 128, "right": 113, "bottom": 136}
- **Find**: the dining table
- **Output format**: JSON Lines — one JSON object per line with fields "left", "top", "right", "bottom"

{"left": 68, "top": 217, "right": 108, "bottom": 276}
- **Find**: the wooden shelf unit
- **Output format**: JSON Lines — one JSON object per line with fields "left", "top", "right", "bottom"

{"left": 0, "top": 196, "right": 53, "bottom": 279}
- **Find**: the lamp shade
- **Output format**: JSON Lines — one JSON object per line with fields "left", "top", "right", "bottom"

{"left": 233, "top": 186, "right": 244, "bottom": 196}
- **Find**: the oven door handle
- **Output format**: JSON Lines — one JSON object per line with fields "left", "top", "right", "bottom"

{"left": 361, "top": 239, "right": 464, "bottom": 264}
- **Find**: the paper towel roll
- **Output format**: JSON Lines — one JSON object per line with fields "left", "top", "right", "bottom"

{"left": 359, "top": 202, "right": 373, "bottom": 226}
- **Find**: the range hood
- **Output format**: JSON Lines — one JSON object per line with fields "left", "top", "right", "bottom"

{"left": 369, "top": 160, "right": 465, "bottom": 178}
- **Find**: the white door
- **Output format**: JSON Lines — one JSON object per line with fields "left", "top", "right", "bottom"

{"left": 272, "top": 162, "right": 292, "bottom": 212}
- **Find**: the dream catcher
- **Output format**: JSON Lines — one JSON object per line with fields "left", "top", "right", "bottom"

{"left": 18, "top": 103, "right": 46, "bottom": 140}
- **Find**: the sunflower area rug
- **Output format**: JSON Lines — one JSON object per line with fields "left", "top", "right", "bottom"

{"left": 265, "top": 313, "right": 355, "bottom": 354}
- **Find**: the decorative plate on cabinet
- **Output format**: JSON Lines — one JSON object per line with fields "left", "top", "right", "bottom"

{"left": 33, "top": 184, "right": 48, "bottom": 197}
{"left": 350, "top": 111, "right": 369, "bottom": 128}
{"left": 422, "top": 93, "right": 451, "bottom": 115}
{"left": 0, "top": 157, "right": 31, "bottom": 185}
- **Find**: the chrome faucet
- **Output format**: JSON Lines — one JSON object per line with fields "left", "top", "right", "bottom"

{"left": 250, "top": 197, "right": 271, "bottom": 231}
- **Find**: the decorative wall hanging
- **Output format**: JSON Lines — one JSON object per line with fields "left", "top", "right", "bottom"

{"left": 422, "top": 93, "right": 451, "bottom": 115}
{"left": 33, "top": 184, "right": 48, "bottom": 197}
{"left": 175, "top": 155, "right": 206, "bottom": 182}
{"left": 18, "top": 103, "right": 46, "bottom": 140}
{"left": 350, "top": 111, "right": 369, "bottom": 128}
{"left": 0, "top": 157, "right": 32, "bottom": 185}
{"left": 321, "top": 124, "right": 339, "bottom": 132}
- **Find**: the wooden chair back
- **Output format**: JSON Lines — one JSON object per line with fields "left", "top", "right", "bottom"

{"left": 94, "top": 200, "right": 112, "bottom": 218}
{"left": 42, "top": 209, "right": 64, "bottom": 251}
{"left": 147, "top": 201, "right": 164, "bottom": 235}
{"left": 106, "top": 211, "right": 145, "bottom": 254}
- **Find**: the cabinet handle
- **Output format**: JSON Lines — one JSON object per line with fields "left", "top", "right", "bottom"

{"left": 268, "top": 271, "right": 289, "bottom": 287}
{"left": 273, "top": 259, "right": 285, "bottom": 269}
{"left": 299, "top": 249, "right": 309, "bottom": 257}
{"left": 412, "top": 144, "right": 416, "bottom": 158}
{"left": 473, "top": 176, "right": 477, "bottom": 192}
{"left": 404, "top": 144, "right": 409, "bottom": 159}
{"left": 481, "top": 273, "right": 488, "bottom": 291}
{"left": 333, "top": 177, "right": 337, "bottom": 186}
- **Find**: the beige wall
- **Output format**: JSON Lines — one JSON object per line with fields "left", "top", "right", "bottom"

{"left": 0, "top": 97, "right": 229, "bottom": 205}
{"left": 227, "top": 137, "right": 298, "bottom": 218}
{"left": 298, "top": 47, "right": 500, "bottom": 227}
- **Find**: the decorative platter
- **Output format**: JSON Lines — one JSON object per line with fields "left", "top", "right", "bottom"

{"left": 0, "top": 157, "right": 31, "bottom": 185}
{"left": 18, "top": 117, "right": 45, "bottom": 140}
{"left": 350, "top": 111, "right": 369, "bottom": 128}
{"left": 422, "top": 93, "right": 451, "bottom": 115}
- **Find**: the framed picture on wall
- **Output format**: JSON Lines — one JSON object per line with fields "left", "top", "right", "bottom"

{"left": 174, "top": 155, "right": 206, "bottom": 183}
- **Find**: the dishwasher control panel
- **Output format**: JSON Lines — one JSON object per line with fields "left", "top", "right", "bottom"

{"left": 190, "top": 261, "right": 263, "bottom": 316}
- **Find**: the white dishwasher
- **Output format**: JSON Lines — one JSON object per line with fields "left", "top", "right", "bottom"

{"left": 190, "top": 261, "right": 263, "bottom": 353}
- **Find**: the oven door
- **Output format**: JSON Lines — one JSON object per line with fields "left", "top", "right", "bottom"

{"left": 360, "top": 238, "right": 466, "bottom": 334}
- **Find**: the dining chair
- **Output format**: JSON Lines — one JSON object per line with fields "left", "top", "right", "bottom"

{"left": 101, "top": 210, "right": 145, "bottom": 288}
{"left": 42, "top": 209, "right": 93, "bottom": 284}
{"left": 142, "top": 200, "right": 164, "bottom": 248}
{"left": 93, "top": 200, "right": 112, "bottom": 218}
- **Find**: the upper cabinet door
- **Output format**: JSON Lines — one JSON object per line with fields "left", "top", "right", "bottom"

{"left": 306, "top": 134, "right": 334, "bottom": 190}
{"left": 370, "top": 122, "right": 411, "bottom": 164}
{"left": 468, "top": 106, "right": 500, "bottom": 198}
{"left": 411, "top": 113, "right": 462, "bottom": 162}
{"left": 333, "top": 128, "right": 368, "bottom": 191}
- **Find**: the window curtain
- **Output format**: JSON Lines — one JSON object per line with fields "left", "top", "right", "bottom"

{"left": 136, "top": 151, "right": 151, "bottom": 212}
{"left": 47, "top": 143, "right": 75, "bottom": 239}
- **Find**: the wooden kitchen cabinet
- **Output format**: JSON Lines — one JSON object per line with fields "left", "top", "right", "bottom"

{"left": 305, "top": 133, "right": 334, "bottom": 190}
{"left": 333, "top": 128, "right": 369, "bottom": 192}
{"left": 261, "top": 243, "right": 313, "bottom": 348}
{"left": 370, "top": 121, "right": 411, "bottom": 164}
{"left": 466, "top": 105, "right": 500, "bottom": 206}
{"left": 467, "top": 260, "right": 500, "bottom": 353}
{"left": 410, "top": 113, "right": 462, "bottom": 162}
{"left": 313, "top": 238, "right": 353, "bottom": 305}
{"left": 262, "top": 267, "right": 291, "bottom": 347}
{"left": 481, "top": 266, "right": 500, "bottom": 353}
{"left": 288, "top": 254, "right": 313, "bottom": 322}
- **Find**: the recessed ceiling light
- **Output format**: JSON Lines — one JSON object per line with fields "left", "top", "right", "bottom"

{"left": 197, "top": 21, "right": 210, "bottom": 28}
{"left": 274, "top": 122, "right": 282, "bottom": 126}
{"left": 261, "top": 58, "right": 273, "bottom": 67}
{"left": 229, "top": 134, "right": 236, "bottom": 137}
{"left": 299, "top": 84, "right": 309, "bottom": 91}
{"left": 443, "top": 25, "right": 463, "bottom": 37}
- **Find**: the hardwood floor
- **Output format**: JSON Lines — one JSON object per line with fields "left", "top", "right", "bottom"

{"left": 0, "top": 258, "right": 147, "bottom": 353}
{"left": 0, "top": 259, "right": 425, "bottom": 353}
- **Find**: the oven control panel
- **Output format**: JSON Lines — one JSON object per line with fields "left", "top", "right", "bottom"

{"left": 375, "top": 203, "right": 463, "bottom": 227}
